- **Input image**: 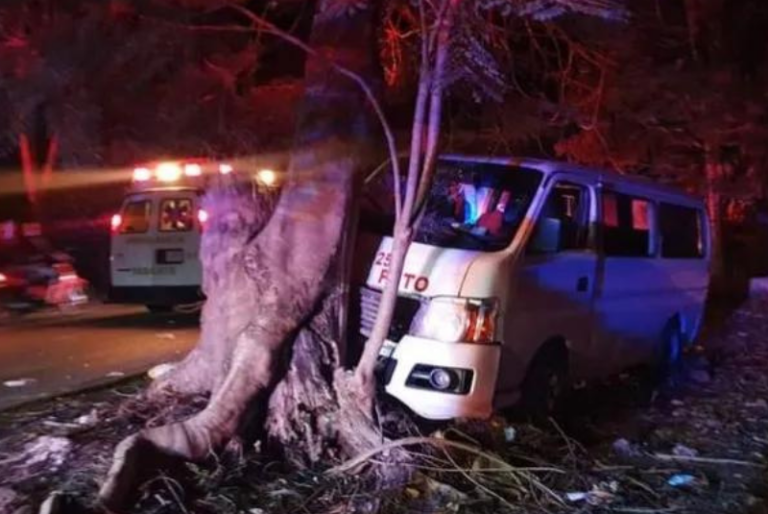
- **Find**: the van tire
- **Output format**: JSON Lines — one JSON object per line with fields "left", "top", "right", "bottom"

{"left": 520, "top": 343, "right": 568, "bottom": 422}
{"left": 146, "top": 304, "right": 173, "bottom": 314}
{"left": 651, "top": 317, "right": 684, "bottom": 387}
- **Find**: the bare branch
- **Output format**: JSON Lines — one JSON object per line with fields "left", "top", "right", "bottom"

{"left": 414, "top": 0, "right": 457, "bottom": 218}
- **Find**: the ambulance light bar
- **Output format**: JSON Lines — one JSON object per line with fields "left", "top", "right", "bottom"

{"left": 184, "top": 163, "right": 202, "bottom": 177}
{"left": 156, "top": 162, "right": 183, "bottom": 182}
{"left": 132, "top": 161, "right": 239, "bottom": 183}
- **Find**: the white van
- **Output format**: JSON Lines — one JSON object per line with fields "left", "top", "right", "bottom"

{"left": 355, "top": 155, "right": 710, "bottom": 420}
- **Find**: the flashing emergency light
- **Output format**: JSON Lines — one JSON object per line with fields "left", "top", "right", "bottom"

{"left": 0, "top": 272, "right": 7, "bottom": 285}
{"left": 156, "top": 162, "right": 183, "bottom": 182}
{"left": 219, "top": 163, "right": 233, "bottom": 174}
{"left": 256, "top": 169, "right": 277, "bottom": 186}
{"left": 111, "top": 214, "right": 122, "bottom": 232}
{"left": 184, "top": 163, "right": 202, "bottom": 177}
{"left": 197, "top": 208, "right": 209, "bottom": 225}
{"left": 133, "top": 167, "right": 151, "bottom": 181}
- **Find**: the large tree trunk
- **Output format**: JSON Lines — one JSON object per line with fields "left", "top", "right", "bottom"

{"left": 99, "top": 1, "right": 405, "bottom": 510}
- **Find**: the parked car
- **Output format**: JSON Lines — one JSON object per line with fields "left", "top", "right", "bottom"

{"left": 0, "top": 226, "right": 88, "bottom": 315}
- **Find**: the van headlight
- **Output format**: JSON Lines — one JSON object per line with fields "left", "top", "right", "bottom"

{"left": 409, "top": 297, "right": 499, "bottom": 344}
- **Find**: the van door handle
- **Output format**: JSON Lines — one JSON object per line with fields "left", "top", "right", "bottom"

{"left": 576, "top": 276, "right": 589, "bottom": 292}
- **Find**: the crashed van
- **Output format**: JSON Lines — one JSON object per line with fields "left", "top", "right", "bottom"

{"left": 353, "top": 155, "right": 710, "bottom": 420}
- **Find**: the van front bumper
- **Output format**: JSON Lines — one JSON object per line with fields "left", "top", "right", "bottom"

{"left": 382, "top": 335, "right": 500, "bottom": 420}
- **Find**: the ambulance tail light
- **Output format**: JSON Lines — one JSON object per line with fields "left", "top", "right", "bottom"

{"left": 133, "top": 167, "right": 151, "bottom": 182}
{"left": 409, "top": 297, "right": 498, "bottom": 344}
{"left": 0, "top": 272, "right": 7, "bottom": 287}
{"left": 110, "top": 214, "right": 122, "bottom": 232}
{"left": 197, "top": 208, "right": 209, "bottom": 229}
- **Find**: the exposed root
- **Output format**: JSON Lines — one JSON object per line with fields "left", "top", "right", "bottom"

{"left": 100, "top": 327, "right": 284, "bottom": 512}
{"left": 148, "top": 348, "right": 215, "bottom": 398}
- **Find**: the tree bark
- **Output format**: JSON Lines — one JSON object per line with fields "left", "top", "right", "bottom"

{"left": 704, "top": 147, "right": 725, "bottom": 283}
{"left": 99, "top": 1, "right": 401, "bottom": 511}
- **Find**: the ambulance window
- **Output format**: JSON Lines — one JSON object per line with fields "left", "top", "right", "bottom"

{"left": 159, "top": 198, "right": 194, "bottom": 232}
{"left": 120, "top": 200, "right": 151, "bottom": 234}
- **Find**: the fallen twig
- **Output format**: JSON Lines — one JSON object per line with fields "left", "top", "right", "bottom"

{"left": 611, "top": 507, "right": 682, "bottom": 513}
{"left": 440, "top": 445, "right": 521, "bottom": 511}
{"left": 652, "top": 453, "right": 764, "bottom": 468}
{"left": 329, "top": 435, "right": 567, "bottom": 506}
{"left": 331, "top": 436, "right": 532, "bottom": 475}
{"left": 624, "top": 474, "right": 661, "bottom": 499}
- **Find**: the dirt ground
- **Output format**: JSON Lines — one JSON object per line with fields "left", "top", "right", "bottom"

{"left": 0, "top": 295, "right": 767, "bottom": 514}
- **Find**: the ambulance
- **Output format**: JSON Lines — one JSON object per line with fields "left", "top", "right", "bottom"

{"left": 355, "top": 155, "right": 711, "bottom": 420}
{"left": 109, "top": 159, "right": 278, "bottom": 312}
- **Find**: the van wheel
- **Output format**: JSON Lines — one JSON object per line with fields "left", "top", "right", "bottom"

{"left": 520, "top": 344, "right": 568, "bottom": 422}
{"left": 146, "top": 304, "right": 173, "bottom": 314}
{"left": 650, "top": 318, "right": 684, "bottom": 388}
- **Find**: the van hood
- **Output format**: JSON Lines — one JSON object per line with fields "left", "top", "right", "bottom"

{"left": 358, "top": 234, "right": 480, "bottom": 297}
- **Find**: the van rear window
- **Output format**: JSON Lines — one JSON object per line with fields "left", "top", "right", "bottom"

{"left": 120, "top": 200, "right": 151, "bottom": 234}
{"left": 159, "top": 198, "right": 194, "bottom": 232}
{"left": 659, "top": 203, "right": 704, "bottom": 259}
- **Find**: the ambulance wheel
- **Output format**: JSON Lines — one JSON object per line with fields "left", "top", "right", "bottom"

{"left": 520, "top": 342, "right": 568, "bottom": 423}
{"left": 146, "top": 304, "right": 173, "bottom": 314}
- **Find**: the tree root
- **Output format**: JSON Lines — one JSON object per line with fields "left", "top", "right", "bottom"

{"left": 100, "top": 327, "right": 282, "bottom": 512}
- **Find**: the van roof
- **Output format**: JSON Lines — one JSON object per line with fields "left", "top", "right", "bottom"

{"left": 440, "top": 154, "right": 704, "bottom": 207}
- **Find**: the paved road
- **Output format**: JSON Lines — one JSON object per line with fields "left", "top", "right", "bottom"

{"left": 0, "top": 304, "right": 198, "bottom": 410}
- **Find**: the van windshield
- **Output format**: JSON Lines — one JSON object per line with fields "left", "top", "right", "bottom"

{"left": 362, "top": 160, "right": 543, "bottom": 252}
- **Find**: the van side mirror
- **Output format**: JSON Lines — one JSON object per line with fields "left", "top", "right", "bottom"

{"left": 528, "top": 218, "right": 561, "bottom": 254}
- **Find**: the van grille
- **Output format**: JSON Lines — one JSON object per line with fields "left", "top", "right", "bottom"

{"left": 356, "top": 287, "right": 422, "bottom": 342}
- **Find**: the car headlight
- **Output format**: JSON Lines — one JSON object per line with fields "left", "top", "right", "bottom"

{"left": 409, "top": 296, "right": 499, "bottom": 344}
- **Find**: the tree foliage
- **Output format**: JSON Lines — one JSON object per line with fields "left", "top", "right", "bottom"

{"left": 0, "top": 1, "right": 301, "bottom": 168}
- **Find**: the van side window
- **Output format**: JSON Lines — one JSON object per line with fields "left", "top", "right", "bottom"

{"left": 159, "top": 199, "right": 194, "bottom": 232}
{"left": 528, "top": 182, "right": 590, "bottom": 254}
{"left": 120, "top": 200, "right": 151, "bottom": 234}
{"left": 602, "top": 192, "right": 653, "bottom": 257}
{"left": 659, "top": 203, "right": 704, "bottom": 258}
